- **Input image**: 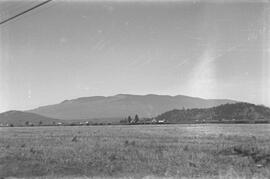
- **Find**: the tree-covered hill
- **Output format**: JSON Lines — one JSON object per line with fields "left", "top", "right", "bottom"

{"left": 156, "top": 103, "right": 270, "bottom": 123}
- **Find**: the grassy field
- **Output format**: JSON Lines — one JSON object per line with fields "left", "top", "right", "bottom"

{"left": 0, "top": 124, "right": 270, "bottom": 179}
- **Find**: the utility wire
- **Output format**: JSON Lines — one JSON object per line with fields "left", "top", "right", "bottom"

{"left": 0, "top": 0, "right": 52, "bottom": 25}
{"left": 0, "top": 1, "right": 36, "bottom": 17}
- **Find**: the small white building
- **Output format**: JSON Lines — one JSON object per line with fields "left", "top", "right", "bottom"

{"left": 158, "top": 119, "right": 166, "bottom": 123}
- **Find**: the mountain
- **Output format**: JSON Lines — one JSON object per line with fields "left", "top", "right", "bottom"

{"left": 29, "top": 94, "right": 236, "bottom": 120}
{"left": 156, "top": 103, "right": 270, "bottom": 123}
{"left": 0, "top": 110, "right": 62, "bottom": 126}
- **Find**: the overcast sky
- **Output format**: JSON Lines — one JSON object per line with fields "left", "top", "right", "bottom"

{"left": 0, "top": 0, "right": 269, "bottom": 112}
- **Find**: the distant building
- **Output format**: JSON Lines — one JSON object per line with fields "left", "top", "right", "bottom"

{"left": 0, "top": 123, "right": 6, "bottom": 127}
{"left": 158, "top": 119, "right": 166, "bottom": 123}
{"left": 151, "top": 118, "right": 166, "bottom": 124}
{"left": 151, "top": 118, "right": 157, "bottom": 123}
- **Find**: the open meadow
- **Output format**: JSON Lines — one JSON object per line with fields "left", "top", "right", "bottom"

{"left": 0, "top": 124, "right": 270, "bottom": 179}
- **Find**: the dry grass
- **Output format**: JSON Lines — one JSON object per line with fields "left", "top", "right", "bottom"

{"left": 0, "top": 124, "right": 270, "bottom": 178}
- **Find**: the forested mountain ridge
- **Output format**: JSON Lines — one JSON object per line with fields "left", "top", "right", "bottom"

{"left": 156, "top": 103, "right": 270, "bottom": 123}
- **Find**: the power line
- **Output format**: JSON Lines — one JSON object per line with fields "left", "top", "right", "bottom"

{"left": 0, "top": 1, "right": 36, "bottom": 17}
{"left": 0, "top": 0, "right": 52, "bottom": 25}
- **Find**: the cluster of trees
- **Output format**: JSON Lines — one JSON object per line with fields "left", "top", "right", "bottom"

{"left": 23, "top": 121, "right": 41, "bottom": 126}
{"left": 120, "top": 114, "right": 140, "bottom": 124}
{"left": 18, "top": 121, "right": 57, "bottom": 127}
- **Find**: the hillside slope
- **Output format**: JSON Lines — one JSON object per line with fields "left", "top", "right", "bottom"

{"left": 0, "top": 111, "right": 62, "bottom": 126}
{"left": 29, "top": 94, "right": 236, "bottom": 120}
{"left": 156, "top": 103, "right": 270, "bottom": 123}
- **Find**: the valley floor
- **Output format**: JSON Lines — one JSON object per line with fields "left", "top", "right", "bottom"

{"left": 0, "top": 124, "right": 270, "bottom": 178}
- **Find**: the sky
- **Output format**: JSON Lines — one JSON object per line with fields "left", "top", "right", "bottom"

{"left": 0, "top": 0, "right": 270, "bottom": 112}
